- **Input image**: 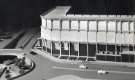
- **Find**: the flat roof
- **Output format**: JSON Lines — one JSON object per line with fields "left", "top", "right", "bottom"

{"left": 41, "top": 6, "right": 135, "bottom": 21}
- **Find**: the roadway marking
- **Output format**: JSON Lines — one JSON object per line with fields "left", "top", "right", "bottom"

{"left": 52, "top": 66, "right": 135, "bottom": 75}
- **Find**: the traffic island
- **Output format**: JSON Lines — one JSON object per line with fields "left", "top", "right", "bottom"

{"left": 0, "top": 54, "right": 35, "bottom": 80}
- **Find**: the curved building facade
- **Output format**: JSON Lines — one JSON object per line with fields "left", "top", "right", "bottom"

{"left": 35, "top": 6, "right": 135, "bottom": 63}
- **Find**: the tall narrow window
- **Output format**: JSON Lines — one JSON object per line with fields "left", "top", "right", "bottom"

{"left": 79, "top": 43, "right": 87, "bottom": 56}
{"left": 80, "top": 21, "right": 87, "bottom": 30}
{"left": 70, "top": 42, "right": 79, "bottom": 56}
{"left": 47, "top": 19, "right": 52, "bottom": 29}
{"left": 61, "top": 42, "right": 69, "bottom": 56}
{"left": 71, "top": 21, "right": 78, "bottom": 30}
{"left": 88, "top": 44, "right": 96, "bottom": 57}
{"left": 122, "top": 22, "right": 129, "bottom": 32}
{"left": 52, "top": 42, "right": 60, "bottom": 56}
{"left": 41, "top": 18, "right": 46, "bottom": 28}
{"left": 117, "top": 22, "right": 121, "bottom": 32}
{"left": 53, "top": 20, "right": 60, "bottom": 29}
{"left": 89, "top": 21, "right": 97, "bottom": 31}
{"left": 62, "top": 20, "right": 69, "bottom": 30}
{"left": 46, "top": 40, "right": 51, "bottom": 53}
{"left": 130, "top": 22, "right": 134, "bottom": 32}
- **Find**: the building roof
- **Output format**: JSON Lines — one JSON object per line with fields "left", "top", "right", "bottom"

{"left": 41, "top": 6, "right": 135, "bottom": 21}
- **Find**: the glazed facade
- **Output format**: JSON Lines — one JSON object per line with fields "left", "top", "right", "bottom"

{"left": 34, "top": 16, "right": 135, "bottom": 63}
{"left": 34, "top": 6, "right": 135, "bottom": 62}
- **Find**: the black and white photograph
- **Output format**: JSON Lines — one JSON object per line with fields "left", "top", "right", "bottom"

{"left": 0, "top": 0, "right": 135, "bottom": 80}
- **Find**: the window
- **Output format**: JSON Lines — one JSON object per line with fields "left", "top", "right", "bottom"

{"left": 121, "top": 45, "right": 129, "bottom": 52}
{"left": 122, "top": 22, "right": 129, "bottom": 32}
{"left": 116, "top": 45, "right": 121, "bottom": 54}
{"left": 53, "top": 20, "right": 60, "bottom": 29}
{"left": 80, "top": 21, "right": 87, "bottom": 30}
{"left": 61, "top": 42, "right": 69, "bottom": 55}
{"left": 46, "top": 40, "right": 51, "bottom": 53}
{"left": 62, "top": 20, "right": 69, "bottom": 30}
{"left": 130, "top": 22, "right": 134, "bottom": 32}
{"left": 52, "top": 42, "right": 60, "bottom": 56}
{"left": 70, "top": 43, "right": 79, "bottom": 56}
{"left": 79, "top": 43, "right": 87, "bottom": 56}
{"left": 41, "top": 19, "right": 46, "bottom": 28}
{"left": 89, "top": 21, "right": 97, "bottom": 31}
{"left": 88, "top": 44, "right": 96, "bottom": 57}
{"left": 47, "top": 19, "right": 52, "bottom": 29}
{"left": 117, "top": 22, "right": 121, "bottom": 32}
{"left": 71, "top": 21, "right": 78, "bottom": 30}
{"left": 108, "top": 21, "right": 116, "bottom": 31}
{"left": 97, "top": 44, "right": 106, "bottom": 54}
{"left": 98, "top": 21, "right": 106, "bottom": 31}
{"left": 107, "top": 45, "right": 115, "bottom": 54}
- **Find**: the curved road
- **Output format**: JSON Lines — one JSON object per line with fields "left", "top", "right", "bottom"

{"left": 13, "top": 50, "right": 135, "bottom": 80}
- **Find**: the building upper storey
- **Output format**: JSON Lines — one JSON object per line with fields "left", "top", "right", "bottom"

{"left": 41, "top": 6, "right": 135, "bottom": 21}
{"left": 40, "top": 6, "right": 135, "bottom": 33}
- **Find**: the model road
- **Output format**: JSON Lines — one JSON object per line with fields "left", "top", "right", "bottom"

{"left": 3, "top": 49, "right": 132, "bottom": 80}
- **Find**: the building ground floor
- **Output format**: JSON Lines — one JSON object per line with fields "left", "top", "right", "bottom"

{"left": 33, "top": 38, "right": 135, "bottom": 63}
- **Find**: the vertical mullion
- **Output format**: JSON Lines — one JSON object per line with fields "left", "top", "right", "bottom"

{"left": 120, "top": 21, "right": 122, "bottom": 62}
{"left": 96, "top": 20, "right": 98, "bottom": 60}
{"left": 87, "top": 21, "right": 89, "bottom": 60}
{"left": 105, "top": 20, "right": 108, "bottom": 61}
{"left": 69, "top": 42, "right": 70, "bottom": 57}
{"left": 51, "top": 41, "right": 52, "bottom": 55}
{"left": 78, "top": 42, "right": 80, "bottom": 57}
{"left": 133, "top": 21, "right": 135, "bottom": 63}
{"left": 115, "top": 20, "right": 117, "bottom": 62}
{"left": 128, "top": 21, "right": 130, "bottom": 63}
{"left": 78, "top": 20, "right": 80, "bottom": 32}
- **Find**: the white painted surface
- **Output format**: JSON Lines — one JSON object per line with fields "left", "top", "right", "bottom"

{"left": 97, "top": 32, "right": 106, "bottom": 43}
{"left": 116, "top": 33, "right": 122, "bottom": 44}
{"left": 51, "top": 30, "right": 60, "bottom": 41}
{"left": 88, "top": 32, "right": 96, "bottom": 43}
{"left": 107, "top": 32, "right": 115, "bottom": 43}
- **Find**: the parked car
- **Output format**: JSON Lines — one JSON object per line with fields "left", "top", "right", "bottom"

{"left": 97, "top": 69, "right": 109, "bottom": 74}
{"left": 79, "top": 64, "right": 88, "bottom": 69}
